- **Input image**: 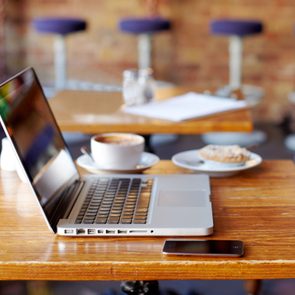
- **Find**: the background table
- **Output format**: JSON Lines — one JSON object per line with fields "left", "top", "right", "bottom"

{"left": 0, "top": 160, "right": 295, "bottom": 281}
{"left": 49, "top": 88, "right": 253, "bottom": 134}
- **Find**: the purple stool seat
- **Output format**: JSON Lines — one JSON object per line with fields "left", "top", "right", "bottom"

{"left": 119, "top": 17, "right": 171, "bottom": 34}
{"left": 211, "top": 19, "right": 263, "bottom": 37}
{"left": 33, "top": 17, "right": 87, "bottom": 35}
{"left": 33, "top": 17, "right": 87, "bottom": 90}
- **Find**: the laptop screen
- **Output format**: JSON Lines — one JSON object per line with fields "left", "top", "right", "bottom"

{"left": 0, "top": 68, "right": 79, "bottom": 229}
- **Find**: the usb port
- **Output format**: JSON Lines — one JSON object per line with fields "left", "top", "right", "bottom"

{"left": 88, "top": 229, "right": 96, "bottom": 235}
{"left": 118, "top": 230, "right": 127, "bottom": 234}
{"left": 77, "top": 229, "right": 85, "bottom": 235}
{"left": 64, "top": 229, "right": 74, "bottom": 234}
{"left": 106, "top": 230, "right": 116, "bottom": 234}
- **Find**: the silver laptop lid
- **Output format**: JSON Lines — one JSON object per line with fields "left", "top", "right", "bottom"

{"left": 0, "top": 67, "right": 79, "bottom": 231}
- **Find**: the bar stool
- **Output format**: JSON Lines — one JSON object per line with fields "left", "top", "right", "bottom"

{"left": 33, "top": 17, "right": 87, "bottom": 90}
{"left": 119, "top": 17, "right": 171, "bottom": 71}
{"left": 33, "top": 17, "right": 93, "bottom": 151}
{"left": 211, "top": 19, "right": 264, "bottom": 104}
{"left": 202, "top": 19, "right": 266, "bottom": 148}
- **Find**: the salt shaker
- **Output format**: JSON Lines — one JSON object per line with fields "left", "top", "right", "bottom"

{"left": 138, "top": 68, "right": 155, "bottom": 104}
{"left": 122, "top": 69, "right": 141, "bottom": 106}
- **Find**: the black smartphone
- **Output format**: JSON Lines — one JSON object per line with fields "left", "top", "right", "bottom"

{"left": 162, "top": 239, "right": 244, "bottom": 257}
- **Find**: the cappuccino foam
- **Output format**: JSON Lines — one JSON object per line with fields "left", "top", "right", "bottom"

{"left": 95, "top": 135, "right": 140, "bottom": 146}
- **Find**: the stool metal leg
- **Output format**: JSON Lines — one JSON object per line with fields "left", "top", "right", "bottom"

{"left": 229, "top": 35, "right": 243, "bottom": 89}
{"left": 54, "top": 35, "right": 67, "bottom": 90}
{"left": 138, "top": 33, "right": 152, "bottom": 70}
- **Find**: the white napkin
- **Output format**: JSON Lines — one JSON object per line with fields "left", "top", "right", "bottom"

{"left": 123, "top": 92, "right": 248, "bottom": 122}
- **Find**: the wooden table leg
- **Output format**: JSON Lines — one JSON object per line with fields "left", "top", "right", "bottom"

{"left": 244, "top": 280, "right": 262, "bottom": 295}
{"left": 121, "top": 280, "right": 160, "bottom": 295}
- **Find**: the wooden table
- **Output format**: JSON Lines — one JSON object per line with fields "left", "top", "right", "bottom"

{"left": 0, "top": 160, "right": 295, "bottom": 284}
{"left": 49, "top": 88, "right": 253, "bottom": 134}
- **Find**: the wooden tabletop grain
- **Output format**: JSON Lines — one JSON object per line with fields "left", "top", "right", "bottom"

{"left": 0, "top": 160, "right": 295, "bottom": 281}
{"left": 49, "top": 88, "right": 253, "bottom": 134}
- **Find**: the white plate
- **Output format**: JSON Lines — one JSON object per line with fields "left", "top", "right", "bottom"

{"left": 76, "top": 152, "right": 159, "bottom": 174}
{"left": 172, "top": 149, "right": 262, "bottom": 177}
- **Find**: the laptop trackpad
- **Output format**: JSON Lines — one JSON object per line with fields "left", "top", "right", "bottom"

{"left": 158, "top": 190, "right": 207, "bottom": 207}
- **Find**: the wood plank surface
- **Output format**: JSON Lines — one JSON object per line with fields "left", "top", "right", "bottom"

{"left": 49, "top": 89, "right": 253, "bottom": 134}
{"left": 0, "top": 160, "right": 295, "bottom": 281}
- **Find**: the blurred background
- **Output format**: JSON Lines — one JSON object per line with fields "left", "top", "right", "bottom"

{"left": 1, "top": 0, "right": 295, "bottom": 123}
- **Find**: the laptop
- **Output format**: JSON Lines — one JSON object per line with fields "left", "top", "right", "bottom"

{"left": 0, "top": 67, "right": 213, "bottom": 236}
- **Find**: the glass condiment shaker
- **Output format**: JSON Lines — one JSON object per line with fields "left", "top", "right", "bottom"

{"left": 122, "top": 69, "right": 140, "bottom": 106}
{"left": 138, "top": 68, "right": 155, "bottom": 104}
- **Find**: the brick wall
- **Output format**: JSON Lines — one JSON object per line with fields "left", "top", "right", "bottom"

{"left": 3, "top": 0, "right": 295, "bottom": 122}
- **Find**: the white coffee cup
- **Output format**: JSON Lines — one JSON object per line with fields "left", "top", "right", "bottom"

{"left": 90, "top": 133, "right": 145, "bottom": 170}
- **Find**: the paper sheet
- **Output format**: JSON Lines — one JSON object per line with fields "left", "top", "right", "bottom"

{"left": 123, "top": 92, "right": 248, "bottom": 122}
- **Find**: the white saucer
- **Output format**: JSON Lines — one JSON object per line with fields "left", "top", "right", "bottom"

{"left": 76, "top": 152, "right": 159, "bottom": 174}
{"left": 172, "top": 149, "right": 262, "bottom": 177}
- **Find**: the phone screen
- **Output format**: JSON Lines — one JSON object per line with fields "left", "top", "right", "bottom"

{"left": 162, "top": 240, "right": 244, "bottom": 257}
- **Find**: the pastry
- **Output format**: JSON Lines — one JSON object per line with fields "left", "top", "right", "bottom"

{"left": 198, "top": 144, "right": 251, "bottom": 164}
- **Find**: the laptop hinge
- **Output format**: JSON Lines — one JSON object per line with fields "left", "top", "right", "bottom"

{"left": 49, "top": 179, "right": 85, "bottom": 232}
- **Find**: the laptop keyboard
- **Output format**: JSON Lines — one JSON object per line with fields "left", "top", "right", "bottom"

{"left": 75, "top": 178, "right": 153, "bottom": 225}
